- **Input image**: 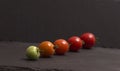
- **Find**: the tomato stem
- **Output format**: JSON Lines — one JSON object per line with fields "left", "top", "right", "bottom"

{"left": 95, "top": 37, "right": 100, "bottom": 44}
{"left": 54, "top": 45, "right": 59, "bottom": 49}
{"left": 39, "top": 50, "right": 44, "bottom": 53}
{"left": 82, "top": 40, "right": 85, "bottom": 45}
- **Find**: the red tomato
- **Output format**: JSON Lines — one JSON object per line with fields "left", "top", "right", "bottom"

{"left": 54, "top": 39, "right": 69, "bottom": 55}
{"left": 68, "top": 36, "right": 82, "bottom": 52}
{"left": 80, "top": 32, "right": 96, "bottom": 49}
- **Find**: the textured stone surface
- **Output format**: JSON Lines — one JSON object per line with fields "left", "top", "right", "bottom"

{"left": 0, "top": 41, "right": 120, "bottom": 71}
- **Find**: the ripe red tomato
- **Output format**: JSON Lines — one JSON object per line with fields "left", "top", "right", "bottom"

{"left": 80, "top": 32, "right": 96, "bottom": 49}
{"left": 68, "top": 36, "right": 82, "bottom": 52}
{"left": 54, "top": 39, "right": 69, "bottom": 55}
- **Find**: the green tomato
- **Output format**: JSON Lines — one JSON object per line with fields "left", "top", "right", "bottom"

{"left": 26, "top": 46, "right": 40, "bottom": 60}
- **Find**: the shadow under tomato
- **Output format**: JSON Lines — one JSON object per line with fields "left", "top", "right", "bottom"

{"left": 22, "top": 58, "right": 38, "bottom": 61}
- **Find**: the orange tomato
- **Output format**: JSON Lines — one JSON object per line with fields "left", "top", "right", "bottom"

{"left": 54, "top": 39, "right": 69, "bottom": 55}
{"left": 38, "top": 41, "right": 55, "bottom": 57}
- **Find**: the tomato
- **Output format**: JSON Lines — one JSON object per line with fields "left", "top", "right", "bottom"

{"left": 38, "top": 41, "right": 55, "bottom": 57}
{"left": 54, "top": 39, "right": 69, "bottom": 55}
{"left": 68, "top": 36, "right": 82, "bottom": 52}
{"left": 80, "top": 32, "right": 96, "bottom": 49}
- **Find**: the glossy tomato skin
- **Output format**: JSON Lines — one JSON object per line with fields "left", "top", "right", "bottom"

{"left": 39, "top": 41, "right": 55, "bottom": 57}
{"left": 80, "top": 33, "right": 96, "bottom": 49}
{"left": 54, "top": 39, "right": 69, "bottom": 55}
{"left": 68, "top": 36, "right": 82, "bottom": 52}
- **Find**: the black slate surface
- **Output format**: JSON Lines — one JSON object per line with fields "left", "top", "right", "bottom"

{"left": 0, "top": 41, "right": 120, "bottom": 71}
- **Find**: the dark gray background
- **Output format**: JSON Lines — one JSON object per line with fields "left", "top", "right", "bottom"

{"left": 0, "top": 0, "right": 120, "bottom": 48}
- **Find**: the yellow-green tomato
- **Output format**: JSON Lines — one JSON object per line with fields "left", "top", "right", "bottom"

{"left": 26, "top": 46, "right": 40, "bottom": 60}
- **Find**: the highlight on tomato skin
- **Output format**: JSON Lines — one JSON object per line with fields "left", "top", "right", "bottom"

{"left": 68, "top": 36, "right": 83, "bottom": 52}
{"left": 38, "top": 41, "right": 55, "bottom": 57}
{"left": 80, "top": 32, "right": 96, "bottom": 49}
{"left": 54, "top": 39, "right": 69, "bottom": 55}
